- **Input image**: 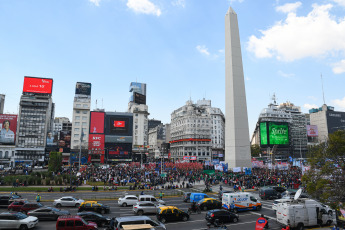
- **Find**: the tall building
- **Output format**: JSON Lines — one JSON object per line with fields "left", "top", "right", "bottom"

{"left": 148, "top": 119, "right": 162, "bottom": 130}
{"left": 0, "top": 94, "right": 5, "bottom": 114}
{"left": 16, "top": 76, "right": 54, "bottom": 165}
{"left": 71, "top": 82, "right": 91, "bottom": 150}
{"left": 148, "top": 124, "right": 166, "bottom": 159}
{"left": 170, "top": 99, "right": 224, "bottom": 162}
{"left": 225, "top": 7, "right": 251, "bottom": 168}
{"left": 207, "top": 106, "right": 225, "bottom": 160}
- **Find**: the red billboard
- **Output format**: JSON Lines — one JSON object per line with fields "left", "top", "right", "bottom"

{"left": 114, "top": 120, "right": 125, "bottom": 127}
{"left": 0, "top": 114, "right": 18, "bottom": 145}
{"left": 307, "top": 125, "right": 318, "bottom": 137}
{"left": 90, "top": 112, "right": 105, "bottom": 134}
{"left": 23, "top": 76, "right": 53, "bottom": 94}
{"left": 88, "top": 134, "right": 104, "bottom": 154}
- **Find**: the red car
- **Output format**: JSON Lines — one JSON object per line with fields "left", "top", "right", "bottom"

{"left": 8, "top": 200, "right": 27, "bottom": 211}
{"left": 20, "top": 202, "right": 43, "bottom": 214}
{"left": 56, "top": 215, "right": 97, "bottom": 230}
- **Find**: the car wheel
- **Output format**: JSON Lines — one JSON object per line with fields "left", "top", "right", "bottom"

{"left": 122, "top": 203, "right": 127, "bottom": 207}
{"left": 56, "top": 203, "right": 62, "bottom": 208}
{"left": 19, "top": 225, "right": 28, "bottom": 230}
{"left": 182, "top": 215, "right": 188, "bottom": 221}
{"left": 233, "top": 217, "right": 238, "bottom": 223}
{"left": 297, "top": 223, "right": 304, "bottom": 230}
{"left": 256, "top": 206, "right": 262, "bottom": 211}
{"left": 161, "top": 218, "right": 166, "bottom": 224}
{"left": 203, "top": 206, "right": 208, "bottom": 211}
{"left": 100, "top": 222, "right": 105, "bottom": 227}
{"left": 137, "top": 210, "right": 144, "bottom": 216}
{"left": 326, "top": 220, "right": 332, "bottom": 226}
{"left": 101, "top": 209, "right": 105, "bottom": 214}
{"left": 75, "top": 203, "right": 80, "bottom": 208}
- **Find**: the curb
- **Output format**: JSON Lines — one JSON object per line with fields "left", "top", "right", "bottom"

{"left": 40, "top": 195, "right": 183, "bottom": 202}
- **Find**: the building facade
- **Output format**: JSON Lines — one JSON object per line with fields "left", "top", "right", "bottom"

{"left": 0, "top": 94, "right": 5, "bottom": 114}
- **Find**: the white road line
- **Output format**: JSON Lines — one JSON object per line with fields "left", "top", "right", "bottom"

{"left": 249, "top": 211, "right": 275, "bottom": 219}
{"left": 165, "top": 219, "right": 205, "bottom": 225}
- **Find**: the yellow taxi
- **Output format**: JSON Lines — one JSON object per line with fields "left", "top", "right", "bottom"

{"left": 156, "top": 206, "right": 189, "bottom": 223}
{"left": 197, "top": 198, "right": 222, "bottom": 211}
{"left": 78, "top": 201, "right": 110, "bottom": 214}
{"left": 80, "top": 201, "right": 98, "bottom": 206}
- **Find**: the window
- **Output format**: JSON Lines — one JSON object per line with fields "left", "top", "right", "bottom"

{"left": 74, "top": 128, "right": 80, "bottom": 132}
{"left": 76, "top": 111, "right": 80, "bottom": 114}
{"left": 58, "top": 221, "right": 65, "bottom": 227}
{"left": 75, "top": 221, "right": 83, "bottom": 226}
{"left": 66, "top": 220, "right": 74, "bottom": 227}
{"left": 82, "top": 116, "right": 87, "bottom": 120}
{"left": 75, "top": 122, "right": 80, "bottom": 126}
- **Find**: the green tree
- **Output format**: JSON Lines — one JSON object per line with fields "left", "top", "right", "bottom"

{"left": 48, "top": 152, "right": 62, "bottom": 172}
{"left": 250, "top": 144, "right": 261, "bottom": 157}
{"left": 302, "top": 130, "right": 345, "bottom": 208}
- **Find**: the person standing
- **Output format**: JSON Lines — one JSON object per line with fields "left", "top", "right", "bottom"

{"left": 159, "top": 191, "right": 163, "bottom": 200}
{"left": 36, "top": 194, "right": 41, "bottom": 203}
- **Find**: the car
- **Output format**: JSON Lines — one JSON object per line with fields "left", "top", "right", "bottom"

{"left": 205, "top": 209, "right": 239, "bottom": 224}
{"left": 281, "top": 190, "right": 309, "bottom": 199}
{"left": 197, "top": 198, "right": 222, "bottom": 211}
{"left": 27, "top": 206, "right": 70, "bottom": 221}
{"left": 8, "top": 200, "right": 27, "bottom": 211}
{"left": 20, "top": 203, "right": 44, "bottom": 214}
{"left": 271, "top": 186, "right": 287, "bottom": 194}
{"left": 77, "top": 211, "right": 111, "bottom": 227}
{"left": 156, "top": 206, "right": 189, "bottom": 223}
{"left": 113, "top": 216, "right": 166, "bottom": 230}
{"left": 53, "top": 196, "right": 85, "bottom": 208}
{"left": 0, "top": 194, "right": 22, "bottom": 207}
{"left": 118, "top": 195, "right": 139, "bottom": 207}
{"left": 138, "top": 195, "right": 165, "bottom": 205}
{"left": 78, "top": 202, "right": 110, "bottom": 214}
{"left": 259, "top": 187, "right": 281, "bottom": 200}
{"left": 218, "top": 191, "right": 233, "bottom": 200}
{"left": 0, "top": 212, "right": 38, "bottom": 230}
{"left": 133, "top": 201, "right": 164, "bottom": 215}
{"left": 56, "top": 215, "right": 97, "bottom": 230}
{"left": 183, "top": 192, "right": 191, "bottom": 202}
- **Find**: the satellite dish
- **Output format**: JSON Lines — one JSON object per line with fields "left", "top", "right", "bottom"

{"left": 76, "top": 172, "right": 81, "bottom": 176}
{"left": 294, "top": 189, "right": 302, "bottom": 200}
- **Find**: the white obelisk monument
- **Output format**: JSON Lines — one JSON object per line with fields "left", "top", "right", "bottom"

{"left": 225, "top": 7, "right": 251, "bottom": 168}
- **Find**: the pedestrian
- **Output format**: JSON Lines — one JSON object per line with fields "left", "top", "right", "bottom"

{"left": 159, "top": 191, "right": 163, "bottom": 200}
{"left": 36, "top": 194, "right": 41, "bottom": 203}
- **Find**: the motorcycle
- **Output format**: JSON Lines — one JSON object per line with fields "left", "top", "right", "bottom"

{"left": 188, "top": 205, "right": 201, "bottom": 215}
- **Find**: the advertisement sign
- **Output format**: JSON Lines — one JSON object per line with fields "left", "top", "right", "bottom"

{"left": 260, "top": 122, "right": 268, "bottom": 145}
{"left": 0, "top": 114, "right": 17, "bottom": 145}
{"left": 134, "top": 92, "right": 146, "bottom": 105}
{"left": 182, "top": 156, "right": 197, "bottom": 160}
{"left": 106, "top": 143, "right": 132, "bottom": 160}
{"left": 268, "top": 122, "right": 289, "bottom": 145}
{"left": 326, "top": 111, "right": 345, "bottom": 134}
{"left": 23, "top": 76, "right": 53, "bottom": 94}
{"left": 90, "top": 112, "right": 105, "bottom": 134}
{"left": 88, "top": 134, "right": 105, "bottom": 154}
{"left": 75, "top": 82, "right": 91, "bottom": 97}
{"left": 59, "top": 131, "right": 71, "bottom": 151}
{"left": 46, "top": 131, "right": 58, "bottom": 146}
{"left": 307, "top": 125, "right": 318, "bottom": 137}
{"left": 110, "top": 117, "right": 129, "bottom": 134}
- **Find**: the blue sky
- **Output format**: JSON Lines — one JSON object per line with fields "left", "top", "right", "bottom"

{"left": 1, "top": 0, "right": 345, "bottom": 136}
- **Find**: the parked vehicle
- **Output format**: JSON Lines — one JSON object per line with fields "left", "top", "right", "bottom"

{"left": 133, "top": 201, "right": 164, "bottom": 216}
{"left": 56, "top": 215, "right": 97, "bottom": 230}
{"left": 112, "top": 216, "right": 166, "bottom": 230}
{"left": 27, "top": 206, "right": 70, "bottom": 220}
{"left": 78, "top": 202, "right": 110, "bottom": 214}
{"left": 189, "top": 193, "right": 210, "bottom": 203}
{"left": 183, "top": 192, "right": 191, "bottom": 202}
{"left": 53, "top": 196, "right": 84, "bottom": 208}
{"left": 156, "top": 206, "right": 189, "bottom": 223}
{"left": 77, "top": 211, "right": 111, "bottom": 227}
{"left": 205, "top": 209, "right": 239, "bottom": 224}
{"left": 0, "top": 194, "right": 22, "bottom": 207}
{"left": 272, "top": 198, "right": 292, "bottom": 211}
{"left": 271, "top": 186, "right": 287, "bottom": 194}
{"left": 8, "top": 200, "right": 27, "bottom": 211}
{"left": 197, "top": 198, "right": 222, "bottom": 211}
{"left": 222, "top": 192, "right": 261, "bottom": 213}
{"left": 20, "top": 202, "right": 44, "bottom": 214}
{"left": 0, "top": 212, "right": 38, "bottom": 230}
{"left": 118, "top": 195, "right": 139, "bottom": 207}
{"left": 259, "top": 187, "right": 281, "bottom": 200}
{"left": 138, "top": 195, "right": 165, "bottom": 205}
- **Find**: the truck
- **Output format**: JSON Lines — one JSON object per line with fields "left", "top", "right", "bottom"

{"left": 222, "top": 192, "right": 262, "bottom": 213}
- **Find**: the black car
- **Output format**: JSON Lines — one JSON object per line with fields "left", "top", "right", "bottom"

{"left": 197, "top": 199, "right": 222, "bottom": 211}
{"left": 156, "top": 206, "right": 189, "bottom": 223}
{"left": 205, "top": 209, "right": 239, "bottom": 224}
{"left": 259, "top": 187, "right": 281, "bottom": 200}
{"left": 271, "top": 186, "right": 287, "bottom": 193}
{"left": 77, "top": 211, "right": 111, "bottom": 227}
{"left": 78, "top": 202, "right": 110, "bottom": 214}
{"left": 183, "top": 192, "right": 191, "bottom": 202}
{"left": 27, "top": 206, "right": 70, "bottom": 220}
{"left": 0, "top": 194, "right": 22, "bottom": 206}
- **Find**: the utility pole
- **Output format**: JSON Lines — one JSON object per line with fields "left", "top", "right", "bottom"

{"left": 79, "top": 129, "right": 84, "bottom": 172}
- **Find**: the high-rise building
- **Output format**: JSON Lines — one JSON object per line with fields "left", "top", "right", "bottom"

{"left": 16, "top": 76, "right": 54, "bottom": 165}
{"left": 148, "top": 124, "right": 166, "bottom": 159}
{"left": 207, "top": 106, "right": 225, "bottom": 160}
{"left": 0, "top": 94, "right": 5, "bottom": 114}
{"left": 71, "top": 82, "right": 91, "bottom": 150}
{"left": 148, "top": 119, "right": 162, "bottom": 130}
{"left": 225, "top": 7, "right": 251, "bottom": 168}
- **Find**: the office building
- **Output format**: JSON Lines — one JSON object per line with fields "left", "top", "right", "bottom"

{"left": 0, "top": 94, "right": 5, "bottom": 114}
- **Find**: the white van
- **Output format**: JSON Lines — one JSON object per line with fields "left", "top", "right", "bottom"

{"left": 272, "top": 198, "right": 292, "bottom": 211}
{"left": 222, "top": 192, "right": 262, "bottom": 213}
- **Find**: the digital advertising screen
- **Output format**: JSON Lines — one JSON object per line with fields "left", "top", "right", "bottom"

{"left": 268, "top": 122, "right": 289, "bottom": 145}
{"left": 326, "top": 111, "right": 345, "bottom": 134}
{"left": 46, "top": 130, "right": 58, "bottom": 146}
{"left": 307, "top": 125, "right": 318, "bottom": 137}
{"left": 88, "top": 134, "right": 105, "bottom": 154}
{"left": 75, "top": 82, "right": 91, "bottom": 97}
{"left": 59, "top": 130, "right": 71, "bottom": 151}
{"left": 260, "top": 122, "right": 268, "bottom": 145}
{"left": 110, "top": 118, "right": 129, "bottom": 134}
{"left": 90, "top": 112, "right": 105, "bottom": 134}
{"left": 0, "top": 114, "right": 17, "bottom": 145}
{"left": 107, "top": 143, "right": 132, "bottom": 159}
{"left": 23, "top": 76, "right": 53, "bottom": 94}
{"left": 134, "top": 92, "right": 146, "bottom": 105}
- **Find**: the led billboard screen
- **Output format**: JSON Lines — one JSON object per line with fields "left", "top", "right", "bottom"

{"left": 88, "top": 134, "right": 105, "bottom": 154}
{"left": 90, "top": 112, "right": 105, "bottom": 134}
{"left": 110, "top": 118, "right": 129, "bottom": 134}
{"left": 260, "top": 122, "right": 268, "bottom": 145}
{"left": 23, "top": 76, "right": 53, "bottom": 94}
{"left": 326, "top": 111, "right": 345, "bottom": 134}
{"left": 106, "top": 143, "right": 132, "bottom": 160}
{"left": 105, "top": 113, "right": 133, "bottom": 136}
{"left": 268, "top": 122, "right": 289, "bottom": 145}
{"left": 134, "top": 92, "right": 146, "bottom": 105}
{"left": 46, "top": 131, "right": 58, "bottom": 146}
{"left": 75, "top": 82, "right": 91, "bottom": 97}
{"left": 0, "top": 114, "right": 17, "bottom": 145}
{"left": 307, "top": 125, "right": 318, "bottom": 137}
{"left": 58, "top": 130, "right": 71, "bottom": 152}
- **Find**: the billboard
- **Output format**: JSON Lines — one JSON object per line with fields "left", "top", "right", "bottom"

{"left": 307, "top": 125, "right": 318, "bottom": 137}
{"left": 260, "top": 122, "right": 268, "bottom": 145}
{"left": 23, "top": 76, "right": 53, "bottom": 94}
{"left": 106, "top": 143, "right": 132, "bottom": 160}
{"left": 105, "top": 114, "right": 133, "bottom": 136}
{"left": 46, "top": 130, "right": 58, "bottom": 146}
{"left": 0, "top": 114, "right": 17, "bottom": 145}
{"left": 134, "top": 92, "right": 146, "bottom": 105}
{"left": 110, "top": 118, "right": 129, "bottom": 134}
{"left": 183, "top": 156, "right": 197, "bottom": 160}
{"left": 268, "top": 122, "right": 289, "bottom": 145}
{"left": 75, "top": 82, "right": 91, "bottom": 97}
{"left": 88, "top": 134, "right": 105, "bottom": 154}
{"left": 326, "top": 111, "right": 345, "bottom": 134}
{"left": 90, "top": 112, "right": 105, "bottom": 134}
{"left": 58, "top": 130, "right": 71, "bottom": 152}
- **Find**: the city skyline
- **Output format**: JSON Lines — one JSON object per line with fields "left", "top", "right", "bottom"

{"left": 1, "top": 0, "right": 345, "bottom": 136}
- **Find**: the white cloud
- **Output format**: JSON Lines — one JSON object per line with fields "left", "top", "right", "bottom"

{"left": 127, "top": 0, "right": 161, "bottom": 16}
{"left": 196, "top": 45, "right": 210, "bottom": 56}
{"left": 332, "top": 97, "right": 345, "bottom": 110}
{"left": 89, "top": 0, "right": 101, "bottom": 6}
{"left": 277, "top": 70, "right": 295, "bottom": 78}
{"left": 228, "top": 0, "right": 244, "bottom": 3}
{"left": 332, "top": 59, "right": 345, "bottom": 74}
{"left": 332, "top": 0, "right": 345, "bottom": 7}
{"left": 172, "top": 0, "right": 185, "bottom": 8}
{"left": 308, "top": 96, "right": 318, "bottom": 101}
{"left": 304, "top": 103, "right": 318, "bottom": 110}
{"left": 247, "top": 3, "right": 345, "bottom": 73}
{"left": 276, "top": 2, "right": 302, "bottom": 13}
{"left": 245, "top": 77, "right": 251, "bottom": 81}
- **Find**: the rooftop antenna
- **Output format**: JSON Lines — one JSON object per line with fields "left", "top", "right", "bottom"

{"left": 95, "top": 99, "right": 98, "bottom": 110}
{"left": 321, "top": 74, "right": 326, "bottom": 105}
{"left": 101, "top": 98, "right": 103, "bottom": 109}
{"left": 271, "top": 93, "right": 277, "bottom": 105}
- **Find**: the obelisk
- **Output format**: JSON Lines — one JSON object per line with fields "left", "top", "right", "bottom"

{"left": 225, "top": 7, "right": 251, "bottom": 168}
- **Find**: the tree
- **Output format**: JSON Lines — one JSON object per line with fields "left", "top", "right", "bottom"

{"left": 48, "top": 152, "right": 62, "bottom": 172}
{"left": 251, "top": 144, "right": 261, "bottom": 157}
{"left": 302, "top": 130, "right": 345, "bottom": 208}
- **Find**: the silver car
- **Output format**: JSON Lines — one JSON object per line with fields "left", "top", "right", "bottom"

{"left": 53, "top": 196, "right": 84, "bottom": 208}
{"left": 0, "top": 212, "right": 38, "bottom": 230}
{"left": 133, "top": 201, "right": 164, "bottom": 215}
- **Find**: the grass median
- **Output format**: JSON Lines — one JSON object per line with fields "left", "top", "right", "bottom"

{"left": 0, "top": 186, "right": 130, "bottom": 192}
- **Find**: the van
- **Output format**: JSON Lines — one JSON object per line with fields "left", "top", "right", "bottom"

{"left": 222, "top": 192, "right": 262, "bottom": 213}
{"left": 113, "top": 216, "right": 166, "bottom": 230}
{"left": 189, "top": 193, "right": 209, "bottom": 203}
{"left": 138, "top": 195, "right": 165, "bottom": 205}
{"left": 259, "top": 187, "right": 281, "bottom": 200}
{"left": 56, "top": 216, "right": 97, "bottom": 230}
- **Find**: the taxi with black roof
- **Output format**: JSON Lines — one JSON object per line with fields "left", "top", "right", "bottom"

{"left": 156, "top": 206, "right": 189, "bottom": 223}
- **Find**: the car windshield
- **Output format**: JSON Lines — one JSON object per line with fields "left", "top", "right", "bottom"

{"left": 52, "top": 208, "right": 60, "bottom": 212}
{"left": 198, "top": 199, "right": 205, "bottom": 204}
{"left": 82, "top": 218, "right": 89, "bottom": 225}
{"left": 15, "top": 212, "right": 27, "bottom": 220}
{"left": 37, "top": 203, "right": 43, "bottom": 207}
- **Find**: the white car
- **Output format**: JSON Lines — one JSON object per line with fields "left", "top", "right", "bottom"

{"left": 138, "top": 195, "right": 166, "bottom": 205}
{"left": 118, "top": 195, "right": 138, "bottom": 207}
{"left": 53, "top": 196, "right": 84, "bottom": 208}
{"left": 0, "top": 212, "right": 38, "bottom": 229}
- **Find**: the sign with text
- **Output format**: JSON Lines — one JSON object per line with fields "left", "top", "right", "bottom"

{"left": 183, "top": 156, "right": 197, "bottom": 160}
{"left": 90, "top": 112, "right": 105, "bottom": 134}
{"left": 88, "top": 134, "right": 104, "bottom": 154}
{"left": 307, "top": 125, "right": 318, "bottom": 137}
{"left": 75, "top": 82, "right": 91, "bottom": 97}
{"left": 23, "top": 76, "right": 53, "bottom": 94}
{"left": 268, "top": 122, "right": 289, "bottom": 145}
{"left": 0, "top": 114, "right": 17, "bottom": 145}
